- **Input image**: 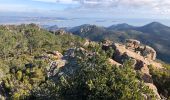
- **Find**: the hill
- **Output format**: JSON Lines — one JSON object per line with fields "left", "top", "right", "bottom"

{"left": 63, "top": 22, "right": 170, "bottom": 63}
{"left": 107, "top": 23, "right": 135, "bottom": 31}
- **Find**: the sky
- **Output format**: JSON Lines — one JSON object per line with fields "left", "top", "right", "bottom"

{"left": 1, "top": 0, "right": 170, "bottom": 26}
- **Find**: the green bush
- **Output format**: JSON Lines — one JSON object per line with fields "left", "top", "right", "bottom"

{"left": 149, "top": 65, "right": 170, "bottom": 98}
{"left": 31, "top": 46, "right": 156, "bottom": 100}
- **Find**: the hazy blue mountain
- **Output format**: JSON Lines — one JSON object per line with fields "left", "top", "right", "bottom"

{"left": 69, "top": 24, "right": 107, "bottom": 41}
{"left": 107, "top": 23, "right": 135, "bottom": 31}
{"left": 44, "top": 25, "right": 59, "bottom": 31}
{"left": 136, "top": 22, "right": 170, "bottom": 35}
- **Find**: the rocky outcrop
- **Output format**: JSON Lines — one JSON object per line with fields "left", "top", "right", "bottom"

{"left": 102, "top": 39, "right": 164, "bottom": 99}
{"left": 47, "top": 59, "right": 66, "bottom": 77}
{"left": 112, "top": 42, "right": 163, "bottom": 69}
{"left": 125, "top": 39, "right": 141, "bottom": 50}
{"left": 102, "top": 40, "right": 113, "bottom": 51}
{"left": 47, "top": 51, "right": 67, "bottom": 77}
{"left": 34, "top": 51, "right": 67, "bottom": 77}
{"left": 125, "top": 39, "right": 156, "bottom": 60}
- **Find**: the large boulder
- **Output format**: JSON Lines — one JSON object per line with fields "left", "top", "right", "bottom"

{"left": 125, "top": 39, "right": 156, "bottom": 60}
{"left": 125, "top": 39, "right": 141, "bottom": 50}
{"left": 42, "top": 51, "right": 66, "bottom": 77}
{"left": 142, "top": 46, "right": 157, "bottom": 60}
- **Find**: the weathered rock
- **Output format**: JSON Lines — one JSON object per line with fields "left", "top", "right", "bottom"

{"left": 144, "top": 83, "right": 161, "bottom": 100}
{"left": 125, "top": 39, "right": 140, "bottom": 50}
{"left": 112, "top": 43, "right": 163, "bottom": 69}
{"left": 54, "top": 29, "right": 67, "bottom": 35}
{"left": 47, "top": 51, "right": 63, "bottom": 60}
{"left": 125, "top": 39, "right": 157, "bottom": 60}
{"left": 52, "top": 51, "right": 63, "bottom": 59}
{"left": 102, "top": 40, "right": 113, "bottom": 51}
{"left": 110, "top": 41, "right": 163, "bottom": 99}
{"left": 47, "top": 59, "right": 66, "bottom": 77}
{"left": 83, "top": 39, "right": 90, "bottom": 47}
{"left": 102, "top": 40, "right": 113, "bottom": 46}
{"left": 108, "top": 58, "right": 122, "bottom": 67}
{"left": 41, "top": 51, "right": 66, "bottom": 77}
{"left": 142, "top": 46, "right": 157, "bottom": 60}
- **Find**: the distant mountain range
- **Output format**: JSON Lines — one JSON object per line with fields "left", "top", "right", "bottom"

{"left": 46, "top": 22, "right": 170, "bottom": 63}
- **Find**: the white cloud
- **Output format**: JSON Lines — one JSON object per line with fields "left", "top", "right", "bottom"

{"left": 33, "top": 0, "right": 57, "bottom": 3}
{"left": 33, "top": 0, "right": 170, "bottom": 12}
{"left": 1, "top": 0, "right": 170, "bottom": 19}
{"left": 33, "top": 0, "right": 79, "bottom": 4}
{"left": 0, "top": 4, "right": 28, "bottom": 12}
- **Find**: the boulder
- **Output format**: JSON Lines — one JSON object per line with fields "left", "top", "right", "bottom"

{"left": 47, "top": 59, "right": 66, "bottom": 77}
{"left": 83, "top": 39, "right": 90, "bottom": 47}
{"left": 108, "top": 58, "right": 122, "bottom": 67}
{"left": 102, "top": 40, "right": 113, "bottom": 51}
{"left": 125, "top": 39, "right": 140, "bottom": 50}
{"left": 54, "top": 30, "right": 67, "bottom": 35}
{"left": 47, "top": 51, "right": 63, "bottom": 60}
{"left": 52, "top": 51, "right": 63, "bottom": 58}
{"left": 143, "top": 46, "right": 157, "bottom": 60}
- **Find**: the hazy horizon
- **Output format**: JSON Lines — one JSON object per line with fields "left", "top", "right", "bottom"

{"left": 1, "top": 16, "right": 170, "bottom": 27}
{"left": 1, "top": 0, "right": 170, "bottom": 27}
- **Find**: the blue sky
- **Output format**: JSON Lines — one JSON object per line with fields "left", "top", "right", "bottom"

{"left": 1, "top": 0, "right": 170, "bottom": 26}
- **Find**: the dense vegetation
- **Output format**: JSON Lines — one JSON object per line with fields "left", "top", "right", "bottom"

{"left": 0, "top": 24, "right": 85, "bottom": 99}
{"left": 0, "top": 24, "right": 169, "bottom": 99}
{"left": 30, "top": 45, "right": 156, "bottom": 100}
{"left": 149, "top": 64, "right": 170, "bottom": 99}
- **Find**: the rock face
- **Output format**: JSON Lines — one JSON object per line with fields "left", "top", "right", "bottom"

{"left": 102, "top": 39, "right": 164, "bottom": 99}
{"left": 125, "top": 39, "right": 156, "bottom": 60}
{"left": 47, "top": 51, "right": 67, "bottom": 77}
{"left": 126, "top": 39, "right": 141, "bottom": 50}
{"left": 34, "top": 51, "right": 66, "bottom": 77}
{"left": 112, "top": 42, "right": 163, "bottom": 69}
